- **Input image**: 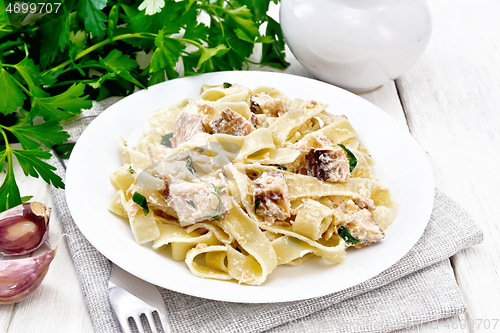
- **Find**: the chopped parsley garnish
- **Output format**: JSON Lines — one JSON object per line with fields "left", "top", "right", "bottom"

{"left": 211, "top": 184, "right": 223, "bottom": 219}
{"left": 338, "top": 144, "right": 358, "bottom": 173}
{"left": 274, "top": 164, "right": 287, "bottom": 170}
{"left": 223, "top": 82, "right": 232, "bottom": 89}
{"left": 161, "top": 133, "right": 174, "bottom": 147}
{"left": 132, "top": 192, "right": 149, "bottom": 216}
{"left": 128, "top": 166, "right": 136, "bottom": 174}
{"left": 186, "top": 156, "right": 196, "bottom": 174}
{"left": 212, "top": 183, "right": 221, "bottom": 195}
{"left": 186, "top": 200, "right": 196, "bottom": 208}
{"left": 204, "top": 183, "right": 223, "bottom": 219}
{"left": 338, "top": 226, "right": 360, "bottom": 245}
{"left": 254, "top": 198, "right": 261, "bottom": 213}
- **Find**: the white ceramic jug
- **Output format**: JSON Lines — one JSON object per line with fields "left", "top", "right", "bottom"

{"left": 280, "top": 0, "right": 432, "bottom": 92}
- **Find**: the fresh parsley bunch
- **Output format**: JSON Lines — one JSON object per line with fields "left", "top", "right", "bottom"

{"left": 0, "top": 0, "right": 289, "bottom": 212}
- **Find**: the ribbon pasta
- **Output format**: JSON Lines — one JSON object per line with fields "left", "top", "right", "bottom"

{"left": 108, "top": 83, "right": 398, "bottom": 285}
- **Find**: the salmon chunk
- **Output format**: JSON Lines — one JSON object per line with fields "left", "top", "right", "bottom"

{"left": 167, "top": 182, "right": 230, "bottom": 227}
{"left": 353, "top": 197, "right": 376, "bottom": 211}
{"left": 345, "top": 209, "right": 384, "bottom": 248}
{"left": 172, "top": 109, "right": 205, "bottom": 147}
{"left": 329, "top": 197, "right": 383, "bottom": 248}
{"left": 250, "top": 93, "right": 288, "bottom": 117}
{"left": 285, "top": 134, "right": 351, "bottom": 183}
{"left": 305, "top": 146, "right": 350, "bottom": 183}
{"left": 205, "top": 107, "right": 253, "bottom": 136}
{"left": 253, "top": 171, "right": 291, "bottom": 223}
{"left": 250, "top": 114, "right": 262, "bottom": 128}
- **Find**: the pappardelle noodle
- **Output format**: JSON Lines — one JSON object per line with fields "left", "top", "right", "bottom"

{"left": 108, "top": 83, "right": 398, "bottom": 285}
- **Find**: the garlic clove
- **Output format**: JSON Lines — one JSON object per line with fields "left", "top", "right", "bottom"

{"left": 0, "top": 247, "right": 56, "bottom": 304}
{"left": 0, "top": 202, "right": 50, "bottom": 256}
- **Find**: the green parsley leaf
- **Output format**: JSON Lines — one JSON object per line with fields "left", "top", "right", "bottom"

{"left": 0, "top": 148, "right": 22, "bottom": 212}
{"left": 107, "top": 4, "right": 120, "bottom": 39}
{"left": 225, "top": 31, "right": 254, "bottom": 69}
{"left": 186, "top": 200, "right": 196, "bottom": 208}
{"left": 149, "top": 69, "right": 167, "bottom": 86}
{"left": 0, "top": 68, "right": 25, "bottom": 115}
{"left": 13, "top": 55, "right": 43, "bottom": 94}
{"left": 38, "top": 69, "right": 61, "bottom": 87}
{"left": 31, "top": 83, "right": 92, "bottom": 121}
{"left": 338, "top": 226, "right": 360, "bottom": 245}
{"left": 164, "top": 65, "right": 180, "bottom": 80}
{"left": 69, "top": 30, "right": 87, "bottom": 52}
{"left": 98, "top": 50, "right": 145, "bottom": 89}
{"left": 132, "top": 192, "right": 149, "bottom": 216}
{"left": 225, "top": 6, "right": 259, "bottom": 37}
{"left": 0, "top": 1, "right": 11, "bottom": 36}
{"left": 242, "top": 0, "right": 272, "bottom": 22}
{"left": 338, "top": 144, "right": 358, "bottom": 173}
{"left": 223, "top": 82, "right": 232, "bottom": 89}
{"left": 150, "top": 28, "right": 185, "bottom": 78}
{"left": 161, "top": 133, "right": 173, "bottom": 147}
{"left": 128, "top": 166, "right": 136, "bottom": 174}
{"left": 234, "top": 28, "right": 255, "bottom": 44}
{"left": 273, "top": 164, "right": 287, "bottom": 170}
{"left": 7, "top": 121, "right": 69, "bottom": 150}
{"left": 254, "top": 197, "right": 261, "bottom": 213}
{"left": 198, "top": 45, "right": 229, "bottom": 69}
{"left": 12, "top": 148, "right": 65, "bottom": 189}
{"left": 76, "top": 0, "right": 108, "bottom": 39}
{"left": 21, "top": 195, "right": 33, "bottom": 203}
{"left": 256, "top": 35, "right": 275, "bottom": 44}
{"left": 186, "top": 156, "right": 196, "bottom": 174}
{"left": 261, "top": 16, "right": 290, "bottom": 69}
{"left": 123, "top": 6, "right": 165, "bottom": 50}
{"left": 100, "top": 49, "right": 138, "bottom": 72}
{"left": 182, "top": 53, "right": 200, "bottom": 76}
{"left": 52, "top": 143, "right": 76, "bottom": 159}
{"left": 88, "top": 72, "right": 113, "bottom": 89}
{"left": 183, "top": 21, "right": 209, "bottom": 44}
{"left": 40, "top": 14, "right": 70, "bottom": 69}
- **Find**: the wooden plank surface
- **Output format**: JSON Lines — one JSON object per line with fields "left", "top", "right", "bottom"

{"left": 395, "top": 0, "right": 500, "bottom": 331}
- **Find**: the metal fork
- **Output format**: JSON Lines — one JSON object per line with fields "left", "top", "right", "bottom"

{"left": 108, "top": 265, "right": 169, "bottom": 333}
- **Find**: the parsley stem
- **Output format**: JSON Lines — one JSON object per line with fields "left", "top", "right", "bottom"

{"left": 0, "top": 129, "right": 9, "bottom": 148}
{"left": 0, "top": 40, "right": 24, "bottom": 53}
{"left": 2, "top": 50, "right": 16, "bottom": 57}
{"left": 245, "top": 58, "right": 260, "bottom": 65}
{"left": 47, "top": 79, "right": 95, "bottom": 88}
{"left": 59, "top": 64, "right": 103, "bottom": 75}
{"left": 203, "top": 4, "right": 225, "bottom": 12}
{"left": 173, "top": 38, "right": 203, "bottom": 48}
{"left": 9, "top": 75, "right": 33, "bottom": 97}
{"left": 201, "top": 5, "right": 226, "bottom": 40}
{"left": 48, "top": 33, "right": 157, "bottom": 73}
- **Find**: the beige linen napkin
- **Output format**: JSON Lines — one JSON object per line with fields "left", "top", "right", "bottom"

{"left": 50, "top": 100, "right": 483, "bottom": 333}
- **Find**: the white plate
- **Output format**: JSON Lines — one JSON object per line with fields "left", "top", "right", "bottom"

{"left": 66, "top": 71, "right": 434, "bottom": 303}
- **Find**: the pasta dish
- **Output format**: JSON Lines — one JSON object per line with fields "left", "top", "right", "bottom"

{"left": 108, "top": 83, "right": 398, "bottom": 285}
